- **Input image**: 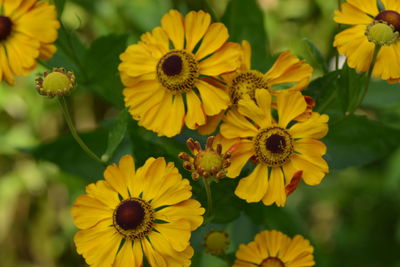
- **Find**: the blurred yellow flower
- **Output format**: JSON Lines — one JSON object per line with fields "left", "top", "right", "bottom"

{"left": 0, "top": 0, "right": 59, "bottom": 85}
{"left": 234, "top": 230, "right": 315, "bottom": 267}
{"left": 220, "top": 89, "right": 329, "bottom": 207}
{"left": 72, "top": 155, "right": 204, "bottom": 267}
{"left": 119, "top": 9, "right": 241, "bottom": 137}
{"left": 334, "top": 0, "right": 400, "bottom": 81}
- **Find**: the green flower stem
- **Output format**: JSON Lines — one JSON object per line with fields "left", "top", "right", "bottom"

{"left": 202, "top": 177, "right": 213, "bottom": 220}
{"left": 58, "top": 96, "right": 106, "bottom": 166}
{"left": 356, "top": 45, "right": 380, "bottom": 110}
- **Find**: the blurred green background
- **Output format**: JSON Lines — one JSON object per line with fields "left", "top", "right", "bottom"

{"left": 1, "top": 0, "right": 400, "bottom": 266}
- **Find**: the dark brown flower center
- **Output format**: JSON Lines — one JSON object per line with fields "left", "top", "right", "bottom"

{"left": 375, "top": 10, "right": 400, "bottom": 32}
{"left": 229, "top": 70, "right": 268, "bottom": 104}
{"left": 162, "top": 55, "right": 183, "bottom": 76}
{"left": 254, "top": 127, "right": 293, "bottom": 167}
{"left": 0, "top": 16, "right": 12, "bottom": 41}
{"left": 266, "top": 134, "right": 286, "bottom": 153}
{"left": 260, "top": 257, "right": 285, "bottom": 267}
{"left": 115, "top": 199, "right": 145, "bottom": 230}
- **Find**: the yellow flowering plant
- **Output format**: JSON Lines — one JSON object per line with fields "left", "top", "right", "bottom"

{"left": 2, "top": 0, "right": 400, "bottom": 266}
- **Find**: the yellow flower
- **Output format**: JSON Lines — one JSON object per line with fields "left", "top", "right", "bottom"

{"left": 233, "top": 230, "right": 315, "bottom": 267}
{"left": 119, "top": 9, "right": 241, "bottom": 137}
{"left": 334, "top": 0, "right": 400, "bottom": 81}
{"left": 0, "top": 0, "right": 59, "bottom": 85}
{"left": 72, "top": 155, "right": 205, "bottom": 267}
{"left": 227, "top": 40, "right": 313, "bottom": 105}
{"left": 220, "top": 89, "right": 329, "bottom": 207}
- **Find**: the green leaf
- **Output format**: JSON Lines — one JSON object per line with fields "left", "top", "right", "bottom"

{"left": 101, "top": 109, "right": 129, "bottom": 163}
{"left": 302, "top": 38, "right": 328, "bottom": 74}
{"left": 83, "top": 34, "right": 128, "bottom": 107}
{"left": 305, "top": 70, "right": 339, "bottom": 112}
{"left": 336, "top": 65, "right": 365, "bottom": 114}
{"left": 364, "top": 80, "right": 400, "bottom": 108}
{"left": 221, "top": 0, "right": 271, "bottom": 71}
{"left": 31, "top": 130, "right": 108, "bottom": 180}
{"left": 54, "top": 0, "right": 66, "bottom": 16}
{"left": 324, "top": 115, "right": 400, "bottom": 170}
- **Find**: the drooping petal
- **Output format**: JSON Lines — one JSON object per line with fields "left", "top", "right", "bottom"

{"left": 196, "top": 79, "right": 230, "bottom": 116}
{"left": 185, "top": 91, "right": 206, "bottom": 129}
{"left": 220, "top": 109, "right": 259, "bottom": 139}
{"left": 237, "top": 94, "right": 269, "bottom": 129}
{"left": 334, "top": 25, "right": 375, "bottom": 73}
{"left": 262, "top": 167, "right": 286, "bottom": 207}
{"left": 161, "top": 10, "right": 184, "bottom": 49}
{"left": 112, "top": 240, "right": 143, "bottom": 267}
{"left": 235, "top": 164, "right": 269, "bottom": 202}
{"left": 74, "top": 222, "right": 122, "bottom": 267}
{"left": 373, "top": 43, "right": 400, "bottom": 81}
{"left": 334, "top": 2, "right": 375, "bottom": 25}
{"left": 241, "top": 40, "right": 252, "bottom": 71}
{"left": 226, "top": 140, "right": 255, "bottom": 178}
{"left": 71, "top": 194, "right": 113, "bottom": 229}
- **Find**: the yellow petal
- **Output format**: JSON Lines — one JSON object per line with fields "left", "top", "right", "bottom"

{"left": 4, "top": 0, "right": 36, "bottom": 18}
{"left": 288, "top": 112, "right": 329, "bottom": 139}
{"left": 334, "top": 25, "right": 375, "bottom": 73}
{"left": 262, "top": 230, "right": 289, "bottom": 257}
{"left": 154, "top": 220, "right": 192, "bottom": 252}
{"left": 334, "top": 2, "right": 374, "bottom": 25}
{"left": 184, "top": 10, "right": 211, "bottom": 53}
{"left": 198, "top": 42, "right": 241, "bottom": 76}
{"left": 142, "top": 238, "right": 168, "bottom": 267}
{"left": 39, "top": 43, "right": 56, "bottom": 60}
{"left": 197, "top": 79, "right": 229, "bottom": 116}
{"left": 74, "top": 223, "right": 122, "bottom": 267}
{"left": 281, "top": 235, "right": 314, "bottom": 264}
{"left": 155, "top": 199, "right": 204, "bottom": 230}
{"left": 254, "top": 89, "right": 273, "bottom": 124}
{"left": 185, "top": 91, "right": 206, "bottom": 129}
{"left": 119, "top": 44, "right": 158, "bottom": 80}
{"left": 112, "top": 240, "right": 143, "bottom": 267}
{"left": 104, "top": 164, "right": 130, "bottom": 199}
{"left": 226, "top": 140, "right": 255, "bottom": 178}
{"left": 276, "top": 91, "right": 307, "bottom": 128}
{"left": 140, "top": 26, "right": 169, "bottom": 57}
{"left": 4, "top": 33, "right": 39, "bottom": 75}
{"left": 195, "top": 22, "right": 229, "bottom": 60}
{"left": 291, "top": 154, "right": 327, "bottom": 185}
{"left": 373, "top": 43, "right": 400, "bottom": 81}
{"left": 220, "top": 109, "right": 259, "bottom": 139}
{"left": 197, "top": 111, "right": 224, "bottom": 135}
{"left": 72, "top": 194, "right": 113, "bottom": 229}
{"left": 15, "top": 2, "right": 60, "bottom": 43}
{"left": 347, "top": 0, "right": 379, "bottom": 16}
{"left": 235, "top": 164, "right": 269, "bottom": 202}
{"left": 0, "top": 45, "right": 15, "bottom": 85}
{"left": 294, "top": 138, "right": 327, "bottom": 156}
{"left": 235, "top": 241, "right": 264, "bottom": 265}
{"left": 85, "top": 180, "right": 120, "bottom": 209}
{"left": 241, "top": 40, "right": 252, "bottom": 70}
{"left": 161, "top": 10, "right": 184, "bottom": 49}
{"left": 265, "top": 51, "right": 300, "bottom": 80}
{"left": 237, "top": 94, "right": 269, "bottom": 129}
{"left": 382, "top": 0, "right": 400, "bottom": 11}
{"left": 262, "top": 167, "right": 286, "bottom": 206}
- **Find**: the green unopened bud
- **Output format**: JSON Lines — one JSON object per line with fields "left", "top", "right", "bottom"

{"left": 35, "top": 68, "right": 76, "bottom": 97}
{"left": 366, "top": 21, "right": 399, "bottom": 46}
{"left": 203, "top": 230, "right": 230, "bottom": 256}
